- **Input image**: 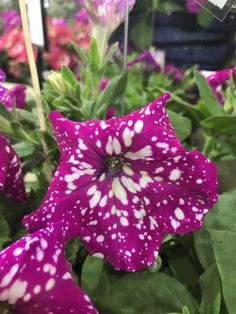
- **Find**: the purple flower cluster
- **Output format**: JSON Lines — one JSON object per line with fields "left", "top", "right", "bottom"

{"left": 0, "top": 10, "right": 21, "bottom": 32}
{"left": 0, "top": 68, "right": 26, "bottom": 109}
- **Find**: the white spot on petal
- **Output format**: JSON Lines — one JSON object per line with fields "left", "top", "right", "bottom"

{"left": 120, "top": 217, "right": 129, "bottom": 226}
{"left": 134, "top": 120, "right": 144, "bottom": 134}
{"left": 45, "top": 279, "right": 55, "bottom": 292}
{"left": 96, "top": 235, "right": 105, "bottom": 243}
{"left": 174, "top": 207, "right": 185, "bottom": 220}
{"left": 169, "top": 169, "right": 181, "bottom": 181}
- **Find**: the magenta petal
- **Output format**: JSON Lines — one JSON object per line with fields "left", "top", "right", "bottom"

{"left": 23, "top": 93, "right": 218, "bottom": 271}
{"left": 0, "top": 135, "right": 26, "bottom": 202}
{"left": 0, "top": 224, "right": 98, "bottom": 314}
{"left": 0, "top": 86, "right": 13, "bottom": 108}
{"left": 9, "top": 85, "right": 26, "bottom": 109}
{"left": 207, "top": 69, "right": 230, "bottom": 88}
{"left": 0, "top": 69, "right": 7, "bottom": 82}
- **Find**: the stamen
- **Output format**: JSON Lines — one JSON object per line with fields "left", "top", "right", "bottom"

{"left": 102, "top": 156, "right": 125, "bottom": 177}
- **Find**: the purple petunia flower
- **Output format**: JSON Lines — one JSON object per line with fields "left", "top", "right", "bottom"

{"left": 23, "top": 93, "right": 218, "bottom": 271}
{"left": 0, "top": 69, "right": 26, "bottom": 109}
{"left": 77, "top": 0, "right": 135, "bottom": 36}
{"left": 0, "top": 223, "right": 98, "bottom": 313}
{"left": 0, "top": 135, "right": 26, "bottom": 202}
{"left": 0, "top": 10, "right": 21, "bottom": 32}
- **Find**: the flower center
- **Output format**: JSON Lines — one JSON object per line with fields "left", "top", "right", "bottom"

{"left": 103, "top": 155, "right": 124, "bottom": 177}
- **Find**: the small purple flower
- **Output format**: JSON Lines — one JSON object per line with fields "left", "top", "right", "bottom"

{"left": 105, "top": 107, "right": 116, "bottom": 120}
{"left": 23, "top": 93, "right": 218, "bottom": 271}
{"left": 0, "top": 223, "right": 98, "bottom": 313}
{"left": 207, "top": 67, "right": 236, "bottom": 105}
{"left": 99, "top": 77, "right": 109, "bottom": 91}
{"left": 0, "top": 135, "right": 26, "bottom": 202}
{"left": 0, "top": 10, "right": 21, "bottom": 32}
{"left": 128, "top": 49, "right": 163, "bottom": 72}
{"left": 185, "top": 0, "right": 203, "bottom": 13}
{"left": 164, "top": 65, "right": 184, "bottom": 83}
{"left": 207, "top": 69, "right": 230, "bottom": 88}
{"left": 74, "top": 9, "right": 90, "bottom": 23}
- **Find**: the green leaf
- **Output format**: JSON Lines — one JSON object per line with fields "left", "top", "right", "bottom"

{"left": 209, "top": 230, "right": 236, "bottom": 314}
{"left": 81, "top": 256, "right": 118, "bottom": 302}
{"left": 182, "top": 306, "right": 190, "bottom": 314}
{"left": 61, "top": 65, "right": 78, "bottom": 86}
{"left": 194, "top": 228, "right": 215, "bottom": 269}
{"left": 152, "top": 0, "right": 159, "bottom": 10}
{"left": 102, "top": 42, "right": 119, "bottom": 68}
{"left": 0, "top": 102, "right": 12, "bottom": 121}
{"left": 168, "top": 110, "right": 192, "bottom": 141}
{"left": 131, "top": 20, "right": 153, "bottom": 50}
{"left": 89, "top": 38, "right": 101, "bottom": 72}
{"left": 73, "top": 82, "right": 82, "bottom": 102}
{"left": 159, "top": 2, "right": 182, "bottom": 12}
{"left": 13, "top": 142, "right": 34, "bottom": 157}
{"left": 205, "top": 188, "right": 236, "bottom": 232}
{"left": 0, "top": 213, "right": 10, "bottom": 250}
{"left": 194, "top": 71, "right": 223, "bottom": 117}
{"left": 201, "top": 116, "right": 236, "bottom": 136}
{"left": 203, "top": 189, "right": 236, "bottom": 313}
{"left": 71, "top": 41, "right": 89, "bottom": 66}
{"left": 65, "top": 237, "right": 83, "bottom": 264}
{"left": 199, "top": 263, "right": 221, "bottom": 314}
{"left": 197, "top": 10, "right": 213, "bottom": 28}
{"left": 102, "top": 271, "right": 199, "bottom": 314}
{"left": 94, "top": 72, "right": 127, "bottom": 117}
{"left": 167, "top": 247, "right": 199, "bottom": 287}
{"left": 15, "top": 109, "right": 38, "bottom": 125}
{"left": 0, "top": 114, "right": 13, "bottom": 135}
